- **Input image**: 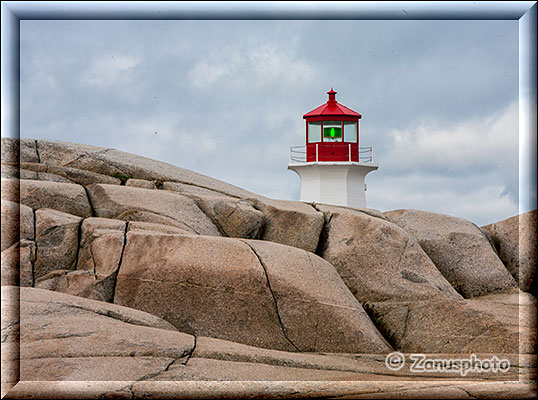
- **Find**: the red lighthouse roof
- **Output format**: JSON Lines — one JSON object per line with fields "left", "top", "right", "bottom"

{"left": 303, "top": 89, "right": 362, "bottom": 119}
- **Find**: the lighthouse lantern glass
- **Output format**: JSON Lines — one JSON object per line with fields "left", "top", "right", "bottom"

{"left": 307, "top": 122, "right": 322, "bottom": 143}
{"left": 344, "top": 121, "right": 357, "bottom": 143}
{"left": 323, "top": 121, "right": 342, "bottom": 142}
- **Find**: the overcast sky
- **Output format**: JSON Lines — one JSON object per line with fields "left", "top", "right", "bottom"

{"left": 16, "top": 18, "right": 524, "bottom": 226}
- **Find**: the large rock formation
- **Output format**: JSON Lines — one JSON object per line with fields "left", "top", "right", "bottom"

{"left": 2, "top": 178, "right": 92, "bottom": 218}
{"left": 7, "top": 286, "right": 195, "bottom": 382}
{"left": 86, "top": 183, "right": 221, "bottom": 235}
{"left": 186, "top": 194, "right": 266, "bottom": 239}
{"left": 241, "top": 239, "right": 391, "bottom": 353}
{"left": 482, "top": 210, "right": 537, "bottom": 294}
{"left": 315, "top": 204, "right": 462, "bottom": 303}
{"left": 34, "top": 209, "right": 82, "bottom": 279}
{"left": 5, "top": 286, "right": 534, "bottom": 386}
{"left": 36, "top": 217, "right": 127, "bottom": 302}
{"left": 1, "top": 201, "right": 34, "bottom": 253}
{"left": 249, "top": 198, "right": 325, "bottom": 252}
{"left": 385, "top": 209, "right": 517, "bottom": 298}
{"left": 113, "top": 231, "right": 390, "bottom": 353}
{"left": 365, "top": 288, "right": 534, "bottom": 354}
{"left": 34, "top": 139, "right": 259, "bottom": 199}
{"left": 1, "top": 200, "right": 35, "bottom": 287}
{"left": 1, "top": 137, "right": 535, "bottom": 398}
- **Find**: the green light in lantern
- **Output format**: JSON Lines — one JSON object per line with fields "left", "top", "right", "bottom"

{"left": 323, "top": 125, "right": 342, "bottom": 139}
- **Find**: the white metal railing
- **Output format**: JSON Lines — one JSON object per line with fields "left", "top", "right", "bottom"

{"left": 290, "top": 145, "right": 308, "bottom": 163}
{"left": 289, "top": 144, "right": 374, "bottom": 164}
{"left": 359, "top": 146, "right": 374, "bottom": 163}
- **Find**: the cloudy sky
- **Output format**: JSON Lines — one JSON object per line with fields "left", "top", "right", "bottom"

{"left": 17, "top": 18, "right": 523, "bottom": 226}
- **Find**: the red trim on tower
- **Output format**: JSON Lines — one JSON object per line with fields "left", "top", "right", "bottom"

{"left": 304, "top": 89, "right": 363, "bottom": 163}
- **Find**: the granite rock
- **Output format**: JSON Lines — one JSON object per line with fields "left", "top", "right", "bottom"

{"left": 317, "top": 205, "right": 461, "bottom": 303}
{"left": 386, "top": 209, "right": 517, "bottom": 298}
{"left": 86, "top": 183, "right": 220, "bottom": 236}
{"left": 482, "top": 209, "right": 537, "bottom": 294}
{"left": 34, "top": 209, "right": 82, "bottom": 280}
{"left": 2, "top": 178, "right": 92, "bottom": 218}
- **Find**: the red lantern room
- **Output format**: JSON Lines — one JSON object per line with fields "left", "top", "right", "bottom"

{"left": 303, "top": 89, "right": 361, "bottom": 162}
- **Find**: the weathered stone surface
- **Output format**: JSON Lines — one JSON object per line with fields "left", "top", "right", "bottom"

{"left": 114, "top": 209, "right": 198, "bottom": 232}
{"left": 163, "top": 181, "right": 229, "bottom": 197}
{"left": 1, "top": 287, "right": 20, "bottom": 346}
{"left": 244, "top": 239, "right": 391, "bottom": 353}
{"left": 1, "top": 178, "right": 92, "bottom": 218}
{"left": 17, "top": 162, "right": 47, "bottom": 173}
{"left": 1, "top": 164, "right": 17, "bottom": 179}
{"left": 7, "top": 286, "right": 194, "bottom": 382}
{"left": 21, "top": 284, "right": 178, "bottom": 329}
{"left": 38, "top": 139, "right": 258, "bottom": 198}
{"left": 2, "top": 285, "right": 535, "bottom": 395}
{"left": 36, "top": 269, "right": 126, "bottom": 303}
{"left": 37, "top": 270, "right": 106, "bottom": 301}
{"left": 474, "top": 289, "right": 537, "bottom": 354}
{"left": 34, "top": 209, "right": 82, "bottom": 280}
{"left": 86, "top": 184, "right": 220, "bottom": 236}
{"left": 21, "top": 357, "right": 177, "bottom": 383}
{"left": 36, "top": 218, "right": 126, "bottom": 301}
{"left": 385, "top": 209, "right": 517, "bottom": 298}
{"left": 193, "top": 195, "right": 265, "bottom": 238}
{"left": 250, "top": 198, "right": 325, "bottom": 252}
{"left": 12, "top": 161, "right": 118, "bottom": 186}
{"left": 1, "top": 244, "right": 19, "bottom": 287}
{"left": 15, "top": 285, "right": 183, "bottom": 338}
{"left": 192, "top": 336, "right": 532, "bottom": 381}
{"left": 365, "top": 289, "right": 533, "bottom": 354}
{"left": 76, "top": 218, "right": 126, "bottom": 273}
{"left": 193, "top": 336, "right": 387, "bottom": 373}
{"left": 1, "top": 240, "right": 35, "bottom": 287}
{"left": 316, "top": 205, "right": 461, "bottom": 303}
{"left": 128, "top": 221, "right": 193, "bottom": 235}
{"left": 34, "top": 171, "right": 74, "bottom": 183}
{"left": 482, "top": 210, "right": 537, "bottom": 294}
{"left": 43, "top": 164, "right": 121, "bottom": 186}
{"left": 1, "top": 164, "right": 37, "bottom": 180}
{"left": 20, "top": 240, "right": 37, "bottom": 287}
{"left": 148, "top": 358, "right": 373, "bottom": 381}
{"left": 1, "top": 200, "right": 34, "bottom": 252}
{"left": 1, "top": 166, "right": 43, "bottom": 180}
{"left": 1, "top": 138, "right": 39, "bottom": 164}
{"left": 35, "top": 139, "right": 108, "bottom": 167}
{"left": 316, "top": 204, "right": 389, "bottom": 221}
{"left": 2, "top": 162, "right": 72, "bottom": 183}
{"left": 147, "top": 352, "right": 529, "bottom": 381}
{"left": 114, "top": 231, "right": 390, "bottom": 353}
{"left": 114, "top": 231, "right": 295, "bottom": 351}
{"left": 75, "top": 217, "right": 125, "bottom": 301}
{"left": 125, "top": 178, "right": 157, "bottom": 189}
{"left": 1, "top": 285, "right": 19, "bottom": 396}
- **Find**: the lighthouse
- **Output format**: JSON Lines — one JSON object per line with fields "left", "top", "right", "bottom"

{"left": 288, "top": 89, "right": 378, "bottom": 208}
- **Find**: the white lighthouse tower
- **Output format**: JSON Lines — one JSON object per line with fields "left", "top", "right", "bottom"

{"left": 288, "top": 89, "right": 378, "bottom": 208}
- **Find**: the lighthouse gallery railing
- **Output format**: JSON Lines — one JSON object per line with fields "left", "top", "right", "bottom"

{"left": 289, "top": 144, "right": 374, "bottom": 164}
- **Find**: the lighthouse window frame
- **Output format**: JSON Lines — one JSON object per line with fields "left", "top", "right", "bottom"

{"left": 307, "top": 121, "right": 322, "bottom": 143}
{"left": 343, "top": 121, "right": 357, "bottom": 143}
{"left": 322, "top": 121, "right": 343, "bottom": 142}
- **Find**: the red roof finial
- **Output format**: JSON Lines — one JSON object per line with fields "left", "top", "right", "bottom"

{"left": 327, "top": 88, "right": 337, "bottom": 104}
{"left": 303, "top": 89, "right": 361, "bottom": 119}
